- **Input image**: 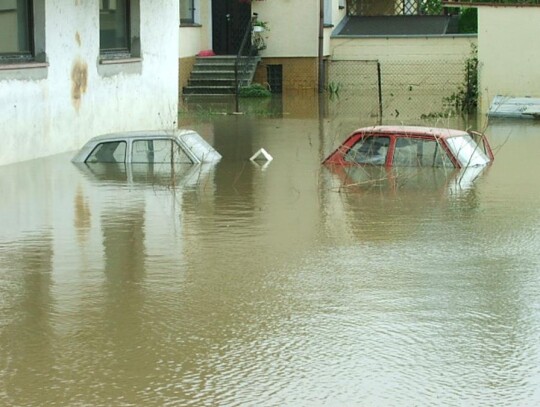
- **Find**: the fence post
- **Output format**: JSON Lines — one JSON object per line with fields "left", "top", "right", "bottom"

{"left": 377, "top": 61, "right": 383, "bottom": 124}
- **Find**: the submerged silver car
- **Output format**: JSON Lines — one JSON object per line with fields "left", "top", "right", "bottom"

{"left": 72, "top": 129, "right": 222, "bottom": 164}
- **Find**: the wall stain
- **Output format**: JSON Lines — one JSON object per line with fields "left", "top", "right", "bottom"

{"left": 75, "top": 32, "right": 81, "bottom": 47}
{"left": 71, "top": 59, "right": 88, "bottom": 112}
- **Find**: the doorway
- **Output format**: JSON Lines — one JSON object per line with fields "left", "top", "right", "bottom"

{"left": 212, "top": 0, "right": 252, "bottom": 55}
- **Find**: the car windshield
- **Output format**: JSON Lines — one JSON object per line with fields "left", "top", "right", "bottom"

{"left": 445, "top": 135, "right": 491, "bottom": 167}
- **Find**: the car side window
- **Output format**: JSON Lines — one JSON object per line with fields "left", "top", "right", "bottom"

{"left": 393, "top": 138, "right": 454, "bottom": 168}
{"left": 132, "top": 139, "right": 192, "bottom": 164}
{"left": 345, "top": 136, "right": 390, "bottom": 165}
{"left": 86, "top": 141, "right": 127, "bottom": 163}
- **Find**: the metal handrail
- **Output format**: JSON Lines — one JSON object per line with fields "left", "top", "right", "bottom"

{"left": 234, "top": 15, "right": 257, "bottom": 112}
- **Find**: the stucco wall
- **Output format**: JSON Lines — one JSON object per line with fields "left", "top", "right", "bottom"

{"left": 179, "top": 26, "right": 211, "bottom": 58}
{"left": 0, "top": 1, "right": 179, "bottom": 166}
{"left": 179, "top": 0, "right": 211, "bottom": 58}
{"left": 252, "top": 0, "right": 320, "bottom": 57}
{"left": 252, "top": 0, "right": 345, "bottom": 57}
{"left": 330, "top": 35, "right": 476, "bottom": 92}
{"left": 477, "top": 6, "right": 540, "bottom": 110}
{"left": 331, "top": 35, "right": 476, "bottom": 62}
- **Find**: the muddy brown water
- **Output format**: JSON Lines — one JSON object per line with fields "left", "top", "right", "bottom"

{"left": 1, "top": 96, "right": 540, "bottom": 405}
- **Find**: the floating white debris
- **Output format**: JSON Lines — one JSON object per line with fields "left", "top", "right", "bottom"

{"left": 250, "top": 148, "right": 273, "bottom": 162}
{"left": 489, "top": 95, "right": 540, "bottom": 119}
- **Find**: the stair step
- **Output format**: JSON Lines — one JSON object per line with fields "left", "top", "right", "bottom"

{"left": 193, "top": 65, "right": 258, "bottom": 72}
{"left": 191, "top": 72, "right": 252, "bottom": 80}
{"left": 188, "top": 80, "right": 237, "bottom": 87}
{"left": 183, "top": 86, "right": 236, "bottom": 95}
{"left": 195, "top": 56, "right": 259, "bottom": 62}
{"left": 187, "top": 79, "right": 249, "bottom": 88}
{"left": 183, "top": 56, "right": 261, "bottom": 95}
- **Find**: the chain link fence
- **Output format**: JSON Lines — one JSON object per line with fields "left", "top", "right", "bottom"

{"left": 347, "top": 0, "right": 445, "bottom": 16}
{"left": 327, "top": 58, "right": 469, "bottom": 122}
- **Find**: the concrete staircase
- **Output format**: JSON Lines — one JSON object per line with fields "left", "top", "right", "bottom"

{"left": 183, "top": 55, "right": 261, "bottom": 95}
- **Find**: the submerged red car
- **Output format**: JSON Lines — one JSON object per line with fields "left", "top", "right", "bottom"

{"left": 323, "top": 126, "right": 494, "bottom": 168}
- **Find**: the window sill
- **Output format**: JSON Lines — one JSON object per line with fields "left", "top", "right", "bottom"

{"left": 99, "top": 57, "right": 142, "bottom": 65}
{"left": 180, "top": 23, "right": 202, "bottom": 28}
{"left": 98, "top": 56, "right": 142, "bottom": 77}
{"left": 0, "top": 61, "right": 49, "bottom": 71}
{"left": 0, "top": 61, "right": 49, "bottom": 80}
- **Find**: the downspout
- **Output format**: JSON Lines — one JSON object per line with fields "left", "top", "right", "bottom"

{"left": 318, "top": 0, "right": 324, "bottom": 93}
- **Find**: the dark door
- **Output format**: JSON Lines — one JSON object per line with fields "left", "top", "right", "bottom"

{"left": 212, "top": 0, "right": 251, "bottom": 55}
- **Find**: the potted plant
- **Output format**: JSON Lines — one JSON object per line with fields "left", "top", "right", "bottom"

{"left": 252, "top": 20, "right": 269, "bottom": 33}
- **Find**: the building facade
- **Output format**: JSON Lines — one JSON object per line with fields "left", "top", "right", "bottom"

{"left": 0, "top": 1, "right": 179, "bottom": 166}
{"left": 178, "top": 0, "right": 346, "bottom": 93}
{"left": 477, "top": 5, "right": 540, "bottom": 111}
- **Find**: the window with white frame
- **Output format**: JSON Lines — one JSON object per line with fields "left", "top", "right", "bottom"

{"left": 180, "top": 0, "right": 197, "bottom": 25}
{"left": 99, "top": 0, "right": 140, "bottom": 58}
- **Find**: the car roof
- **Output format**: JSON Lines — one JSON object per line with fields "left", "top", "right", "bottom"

{"left": 72, "top": 128, "right": 222, "bottom": 164}
{"left": 88, "top": 129, "right": 195, "bottom": 142}
{"left": 353, "top": 125, "right": 469, "bottom": 139}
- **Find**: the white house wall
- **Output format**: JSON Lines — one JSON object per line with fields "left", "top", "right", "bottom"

{"left": 252, "top": 0, "right": 320, "bottom": 57}
{"left": 477, "top": 6, "right": 540, "bottom": 111}
{"left": 0, "top": 1, "right": 179, "bottom": 166}
{"left": 179, "top": 27, "right": 209, "bottom": 58}
{"left": 324, "top": 0, "right": 347, "bottom": 56}
{"left": 179, "top": 0, "right": 211, "bottom": 58}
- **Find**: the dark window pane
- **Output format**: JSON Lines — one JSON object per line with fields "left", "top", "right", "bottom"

{"left": 0, "top": 0, "right": 33, "bottom": 56}
{"left": 267, "top": 65, "right": 283, "bottom": 94}
{"left": 87, "top": 141, "right": 127, "bottom": 163}
{"left": 100, "top": 0, "right": 130, "bottom": 51}
{"left": 132, "top": 140, "right": 193, "bottom": 164}
{"left": 180, "top": 0, "right": 194, "bottom": 24}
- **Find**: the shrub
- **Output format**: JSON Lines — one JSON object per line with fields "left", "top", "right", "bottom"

{"left": 239, "top": 83, "right": 271, "bottom": 98}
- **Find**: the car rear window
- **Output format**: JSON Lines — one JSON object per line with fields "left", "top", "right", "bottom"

{"left": 393, "top": 137, "right": 454, "bottom": 168}
{"left": 132, "top": 139, "right": 193, "bottom": 164}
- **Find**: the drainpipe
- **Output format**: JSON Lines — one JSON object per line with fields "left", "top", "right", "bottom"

{"left": 318, "top": 0, "right": 324, "bottom": 93}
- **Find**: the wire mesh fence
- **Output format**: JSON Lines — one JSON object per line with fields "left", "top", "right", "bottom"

{"left": 347, "top": 0, "right": 445, "bottom": 16}
{"left": 327, "top": 58, "right": 469, "bottom": 122}
{"left": 346, "top": 0, "right": 540, "bottom": 17}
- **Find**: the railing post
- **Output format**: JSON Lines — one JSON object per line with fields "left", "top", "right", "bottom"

{"left": 233, "top": 14, "right": 256, "bottom": 114}
{"left": 235, "top": 59, "right": 240, "bottom": 113}
{"left": 377, "top": 61, "right": 383, "bottom": 124}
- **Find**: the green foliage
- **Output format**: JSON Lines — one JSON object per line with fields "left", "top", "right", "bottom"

{"left": 420, "top": 0, "right": 443, "bottom": 15}
{"left": 445, "top": 44, "right": 478, "bottom": 114}
{"left": 253, "top": 20, "right": 270, "bottom": 32}
{"left": 239, "top": 83, "right": 272, "bottom": 98}
{"left": 458, "top": 8, "right": 477, "bottom": 33}
{"left": 326, "top": 81, "right": 342, "bottom": 99}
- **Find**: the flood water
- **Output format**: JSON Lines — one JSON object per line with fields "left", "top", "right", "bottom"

{"left": 1, "top": 95, "right": 540, "bottom": 406}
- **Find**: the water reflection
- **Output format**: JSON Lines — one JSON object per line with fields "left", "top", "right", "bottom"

{"left": 0, "top": 106, "right": 540, "bottom": 405}
{"left": 0, "top": 233, "right": 54, "bottom": 405}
